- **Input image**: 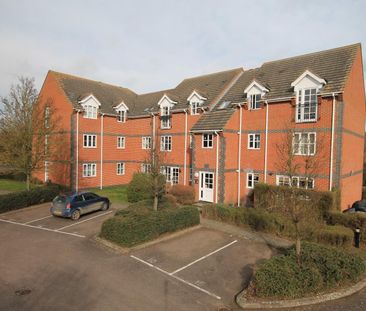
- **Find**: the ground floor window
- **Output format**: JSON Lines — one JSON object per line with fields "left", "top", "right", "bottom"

{"left": 83, "top": 163, "right": 96, "bottom": 177}
{"left": 141, "top": 163, "right": 151, "bottom": 173}
{"left": 276, "top": 175, "right": 314, "bottom": 189}
{"left": 247, "top": 173, "right": 259, "bottom": 188}
{"left": 116, "top": 162, "right": 125, "bottom": 175}
{"left": 161, "top": 166, "right": 179, "bottom": 184}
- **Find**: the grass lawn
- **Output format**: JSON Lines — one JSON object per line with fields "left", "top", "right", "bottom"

{"left": 92, "top": 185, "right": 128, "bottom": 204}
{"left": 0, "top": 179, "right": 27, "bottom": 192}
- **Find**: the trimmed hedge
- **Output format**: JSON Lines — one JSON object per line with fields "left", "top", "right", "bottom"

{"left": 327, "top": 211, "right": 366, "bottom": 241}
{"left": 317, "top": 225, "right": 354, "bottom": 247}
{"left": 169, "top": 185, "right": 195, "bottom": 205}
{"left": 100, "top": 205, "right": 200, "bottom": 247}
{"left": 249, "top": 242, "right": 365, "bottom": 299}
{"left": 0, "top": 184, "right": 69, "bottom": 214}
{"left": 254, "top": 183, "right": 340, "bottom": 216}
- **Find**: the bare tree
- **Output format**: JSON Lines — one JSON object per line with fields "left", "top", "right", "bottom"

{"left": 148, "top": 143, "right": 166, "bottom": 211}
{"left": 0, "top": 77, "right": 61, "bottom": 190}
{"left": 274, "top": 127, "right": 327, "bottom": 262}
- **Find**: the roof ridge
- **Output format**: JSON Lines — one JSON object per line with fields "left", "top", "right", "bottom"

{"left": 262, "top": 43, "right": 360, "bottom": 66}
{"left": 50, "top": 70, "right": 137, "bottom": 94}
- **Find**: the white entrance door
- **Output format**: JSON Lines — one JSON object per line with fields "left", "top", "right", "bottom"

{"left": 199, "top": 171, "right": 214, "bottom": 202}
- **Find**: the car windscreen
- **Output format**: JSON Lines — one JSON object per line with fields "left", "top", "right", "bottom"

{"left": 53, "top": 195, "right": 69, "bottom": 203}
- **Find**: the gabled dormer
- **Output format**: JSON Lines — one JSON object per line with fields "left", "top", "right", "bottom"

{"left": 244, "top": 80, "right": 269, "bottom": 110}
{"left": 187, "top": 90, "right": 207, "bottom": 115}
{"left": 114, "top": 101, "right": 129, "bottom": 123}
{"left": 291, "top": 70, "right": 326, "bottom": 123}
{"left": 79, "top": 94, "right": 101, "bottom": 119}
{"left": 157, "top": 94, "right": 177, "bottom": 129}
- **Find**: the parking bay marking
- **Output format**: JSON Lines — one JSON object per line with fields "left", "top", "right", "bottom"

{"left": 55, "top": 210, "right": 113, "bottom": 231}
{"left": 0, "top": 218, "right": 85, "bottom": 238}
{"left": 24, "top": 215, "right": 53, "bottom": 224}
{"left": 130, "top": 255, "right": 221, "bottom": 300}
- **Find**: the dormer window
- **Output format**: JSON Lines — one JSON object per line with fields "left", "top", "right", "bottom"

{"left": 157, "top": 94, "right": 176, "bottom": 130}
{"left": 79, "top": 94, "right": 101, "bottom": 119}
{"left": 291, "top": 70, "right": 326, "bottom": 123}
{"left": 244, "top": 81, "right": 269, "bottom": 111}
{"left": 114, "top": 102, "right": 129, "bottom": 123}
{"left": 187, "top": 90, "right": 206, "bottom": 115}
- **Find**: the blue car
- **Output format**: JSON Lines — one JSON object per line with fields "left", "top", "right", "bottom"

{"left": 51, "top": 192, "right": 110, "bottom": 220}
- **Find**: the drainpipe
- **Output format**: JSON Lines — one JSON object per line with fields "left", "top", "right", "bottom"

{"left": 237, "top": 104, "right": 243, "bottom": 207}
{"left": 100, "top": 113, "right": 104, "bottom": 190}
{"left": 215, "top": 131, "right": 219, "bottom": 204}
{"left": 264, "top": 101, "right": 269, "bottom": 183}
{"left": 151, "top": 113, "right": 156, "bottom": 149}
{"left": 184, "top": 109, "right": 188, "bottom": 185}
{"left": 329, "top": 93, "right": 336, "bottom": 191}
{"left": 76, "top": 110, "right": 79, "bottom": 192}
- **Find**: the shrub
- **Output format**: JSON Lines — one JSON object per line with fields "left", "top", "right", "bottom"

{"left": 101, "top": 205, "right": 200, "bottom": 247}
{"left": 317, "top": 225, "right": 353, "bottom": 247}
{"left": 0, "top": 184, "right": 69, "bottom": 214}
{"left": 327, "top": 211, "right": 366, "bottom": 241}
{"left": 159, "top": 194, "right": 178, "bottom": 208}
{"left": 127, "top": 173, "right": 152, "bottom": 203}
{"left": 249, "top": 242, "right": 365, "bottom": 299}
{"left": 169, "top": 185, "right": 195, "bottom": 205}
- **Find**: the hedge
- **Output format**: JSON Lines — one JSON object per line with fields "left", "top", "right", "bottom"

{"left": 0, "top": 184, "right": 69, "bottom": 214}
{"left": 100, "top": 205, "right": 200, "bottom": 247}
{"left": 248, "top": 242, "right": 365, "bottom": 299}
{"left": 253, "top": 183, "right": 340, "bottom": 216}
{"left": 317, "top": 225, "right": 354, "bottom": 247}
{"left": 169, "top": 185, "right": 195, "bottom": 205}
{"left": 327, "top": 211, "right": 366, "bottom": 241}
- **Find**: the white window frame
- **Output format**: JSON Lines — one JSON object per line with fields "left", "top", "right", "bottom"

{"left": 141, "top": 163, "right": 151, "bottom": 173}
{"left": 84, "top": 105, "right": 98, "bottom": 119}
{"left": 296, "top": 88, "right": 318, "bottom": 123}
{"left": 161, "top": 166, "right": 179, "bottom": 185}
{"left": 202, "top": 134, "right": 213, "bottom": 148}
{"left": 191, "top": 102, "right": 200, "bottom": 115}
{"left": 116, "top": 162, "right": 125, "bottom": 175}
{"left": 247, "top": 173, "right": 259, "bottom": 189}
{"left": 248, "top": 133, "right": 260, "bottom": 149}
{"left": 142, "top": 136, "right": 152, "bottom": 149}
{"left": 117, "top": 136, "right": 125, "bottom": 149}
{"left": 83, "top": 163, "right": 97, "bottom": 177}
{"left": 160, "top": 105, "right": 171, "bottom": 129}
{"left": 117, "top": 110, "right": 127, "bottom": 123}
{"left": 160, "top": 135, "right": 172, "bottom": 152}
{"left": 293, "top": 132, "right": 316, "bottom": 156}
{"left": 83, "top": 134, "right": 97, "bottom": 148}
{"left": 249, "top": 93, "right": 261, "bottom": 110}
{"left": 276, "top": 175, "right": 314, "bottom": 189}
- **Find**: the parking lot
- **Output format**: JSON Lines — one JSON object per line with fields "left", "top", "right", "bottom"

{"left": 0, "top": 202, "right": 117, "bottom": 238}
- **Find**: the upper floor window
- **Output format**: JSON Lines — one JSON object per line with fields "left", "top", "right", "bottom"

{"left": 83, "top": 134, "right": 97, "bottom": 148}
{"left": 248, "top": 134, "right": 260, "bottom": 149}
{"left": 202, "top": 134, "right": 213, "bottom": 148}
{"left": 116, "top": 162, "right": 125, "bottom": 175}
{"left": 296, "top": 88, "right": 317, "bottom": 122}
{"left": 160, "top": 135, "right": 172, "bottom": 152}
{"left": 247, "top": 173, "right": 259, "bottom": 189}
{"left": 84, "top": 105, "right": 98, "bottom": 119}
{"left": 293, "top": 132, "right": 316, "bottom": 155}
{"left": 249, "top": 94, "right": 261, "bottom": 110}
{"left": 191, "top": 102, "right": 200, "bottom": 115}
{"left": 161, "top": 106, "right": 171, "bottom": 129}
{"left": 117, "top": 136, "right": 125, "bottom": 149}
{"left": 187, "top": 90, "right": 206, "bottom": 115}
{"left": 142, "top": 136, "right": 152, "bottom": 149}
{"left": 276, "top": 175, "right": 314, "bottom": 189}
{"left": 117, "top": 110, "right": 127, "bottom": 122}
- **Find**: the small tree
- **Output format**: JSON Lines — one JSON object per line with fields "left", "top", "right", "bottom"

{"left": 274, "top": 127, "right": 326, "bottom": 262}
{"left": 0, "top": 77, "right": 61, "bottom": 190}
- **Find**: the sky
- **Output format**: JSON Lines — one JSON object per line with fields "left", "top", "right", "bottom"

{"left": 0, "top": 0, "right": 365, "bottom": 97}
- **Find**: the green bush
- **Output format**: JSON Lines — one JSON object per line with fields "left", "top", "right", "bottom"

{"left": 250, "top": 242, "right": 365, "bottom": 299}
{"left": 126, "top": 173, "right": 152, "bottom": 203}
{"left": 101, "top": 205, "right": 200, "bottom": 247}
{"left": 169, "top": 185, "right": 195, "bottom": 205}
{"left": 317, "top": 225, "right": 353, "bottom": 247}
{"left": 0, "top": 184, "right": 69, "bottom": 214}
{"left": 327, "top": 211, "right": 366, "bottom": 242}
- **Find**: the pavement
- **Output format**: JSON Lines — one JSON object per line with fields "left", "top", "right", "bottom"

{"left": 1, "top": 204, "right": 366, "bottom": 311}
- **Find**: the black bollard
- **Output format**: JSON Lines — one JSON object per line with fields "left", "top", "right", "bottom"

{"left": 354, "top": 228, "right": 361, "bottom": 248}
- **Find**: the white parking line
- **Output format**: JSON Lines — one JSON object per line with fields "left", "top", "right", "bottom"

{"left": 170, "top": 240, "right": 238, "bottom": 275}
{"left": 130, "top": 255, "right": 221, "bottom": 300}
{"left": 56, "top": 211, "right": 113, "bottom": 231}
{"left": 24, "top": 215, "right": 53, "bottom": 224}
{"left": 0, "top": 218, "right": 85, "bottom": 238}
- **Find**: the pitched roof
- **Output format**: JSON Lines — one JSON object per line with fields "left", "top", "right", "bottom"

{"left": 191, "top": 109, "right": 236, "bottom": 132}
{"left": 222, "top": 43, "right": 360, "bottom": 103}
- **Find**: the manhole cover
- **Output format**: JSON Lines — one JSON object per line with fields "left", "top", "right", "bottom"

{"left": 15, "top": 288, "right": 31, "bottom": 296}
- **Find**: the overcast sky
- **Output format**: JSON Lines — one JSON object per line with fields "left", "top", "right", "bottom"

{"left": 0, "top": 0, "right": 365, "bottom": 97}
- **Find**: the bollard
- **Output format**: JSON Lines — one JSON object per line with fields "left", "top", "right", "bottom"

{"left": 354, "top": 228, "right": 361, "bottom": 248}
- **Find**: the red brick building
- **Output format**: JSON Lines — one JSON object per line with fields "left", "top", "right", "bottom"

{"left": 35, "top": 43, "right": 365, "bottom": 210}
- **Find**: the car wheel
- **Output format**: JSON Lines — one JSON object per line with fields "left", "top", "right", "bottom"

{"left": 71, "top": 210, "right": 80, "bottom": 220}
{"left": 101, "top": 202, "right": 109, "bottom": 211}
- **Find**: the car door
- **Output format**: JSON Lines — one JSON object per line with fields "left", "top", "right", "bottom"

{"left": 72, "top": 195, "right": 85, "bottom": 214}
{"left": 83, "top": 193, "right": 101, "bottom": 213}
